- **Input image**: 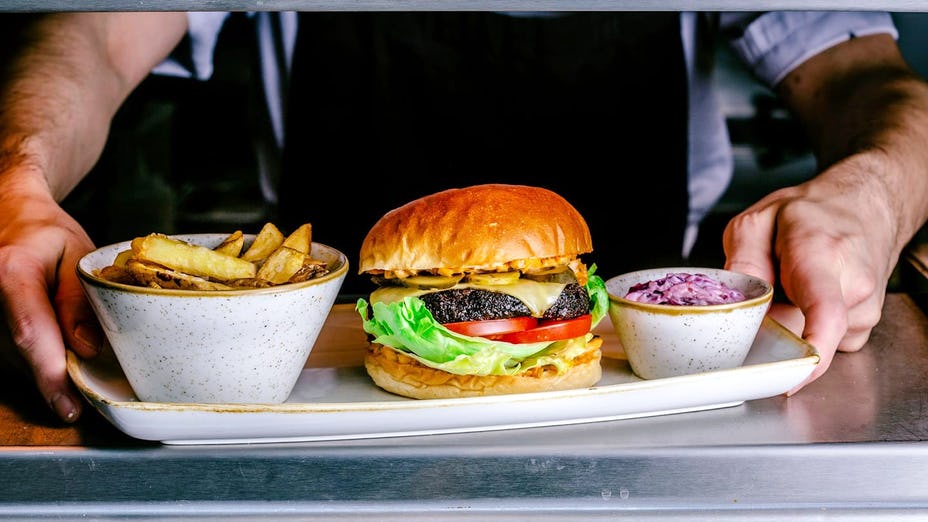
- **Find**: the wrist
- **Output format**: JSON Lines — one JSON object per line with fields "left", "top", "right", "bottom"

{"left": 818, "top": 147, "right": 926, "bottom": 257}
{"left": 0, "top": 133, "right": 55, "bottom": 199}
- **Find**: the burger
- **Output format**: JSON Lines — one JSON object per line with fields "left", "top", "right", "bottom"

{"left": 355, "top": 183, "right": 609, "bottom": 399}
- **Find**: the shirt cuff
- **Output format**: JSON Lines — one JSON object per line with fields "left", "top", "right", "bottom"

{"left": 729, "top": 11, "right": 898, "bottom": 86}
{"left": 152, "top": 12, "right": 231, "bottom": 80}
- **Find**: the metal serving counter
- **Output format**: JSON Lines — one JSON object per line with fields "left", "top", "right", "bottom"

{"left": 2, "top": 291, "right": 928, "bottom": 519}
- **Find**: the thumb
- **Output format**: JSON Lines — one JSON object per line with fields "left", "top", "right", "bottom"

{"left": 55, "top": 246, "right": 103, "bottom": 359}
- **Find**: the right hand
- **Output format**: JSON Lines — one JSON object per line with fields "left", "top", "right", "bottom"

{"left": 0, "top": 166, "right": 102, "bottom": 423}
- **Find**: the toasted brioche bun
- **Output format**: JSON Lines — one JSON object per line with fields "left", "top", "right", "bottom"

{"left": 364, "top": 337, "right": 603, "bottom": 399}
{"left": 358, "top": 184, "right": 593, "bottom": 276}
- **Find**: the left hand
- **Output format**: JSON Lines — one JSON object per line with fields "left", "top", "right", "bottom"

{"left": 723, "top": 152, "right": 896, "bottom": 394}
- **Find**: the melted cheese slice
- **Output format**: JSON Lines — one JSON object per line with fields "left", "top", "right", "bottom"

{"left": 370, "top": 279, "right": 567, "bottom": 317}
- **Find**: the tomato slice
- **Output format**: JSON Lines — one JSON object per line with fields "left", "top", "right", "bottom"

{"left": 443, "top": 316, "right": 538, "bottom": 337}
{"left": 494, "top": 314, "right": 592, "bottom": 344}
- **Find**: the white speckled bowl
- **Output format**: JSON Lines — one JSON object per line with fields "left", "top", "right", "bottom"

{"left": 77, "top": 234, "right": 348, "bottom": 404}
{"left": 605, "top": 267, "right": 773, "bottom": 379}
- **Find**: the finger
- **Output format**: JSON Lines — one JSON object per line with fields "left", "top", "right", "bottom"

{"left": 764, "top": 302, "right": 836, "bottom": 395}
{"left": 784, "top": 267, "right": 848, "bottom": 396}
{"left": 844, "top": 280, "right": 886, "bottom": 347}
{"left": 826, "top": 294, "right": 881, "bottom": 355}
{"left": 767, "top": 302, "right": 804, "bottom": 336}
{"left": 55, "top": 244, "right": 103, "bottom": 359}
{"left": 723, "top": 202, "right": 779, "bottom": 284}
{"left": 0, "top": 253, "right": 82, "bottom": 422}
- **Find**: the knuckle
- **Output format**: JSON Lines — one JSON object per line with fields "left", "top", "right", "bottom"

{"left": 7, "top": 312, "right": 43, "bottom": 361}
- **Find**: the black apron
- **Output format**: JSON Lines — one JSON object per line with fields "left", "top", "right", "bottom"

{"left": 279, "top": 12, "right": 689, "bottom": 296}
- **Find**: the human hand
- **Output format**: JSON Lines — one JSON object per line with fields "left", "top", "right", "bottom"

{"left": 0, "top": 11, "right": 193, "bottom": 423}
{"left": 722, "top": 154, "right": 897, "bottom": 394}
{"left": 0, "top": 168, "right": 101, "bottom": 422}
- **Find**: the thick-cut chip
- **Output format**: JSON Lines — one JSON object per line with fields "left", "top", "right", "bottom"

{"left": 256, "top": 246, "right": 309, "bottom": 284}
{"left": 113, "top": 249, "right": 134, "bottom": 267}
{"left": 127, "top": 260, "right": 233, "bottom": 290}
{"left": 281, "top": 223, "right": 312, "bottom": 254}
{"left": 241, "top": 222, "right": 285, "bottom": 263}
{"left": 228, "top": 277, "right": 275, "bottom": 288}
{"left": 131, "top": 234, "right": 257, "bottom": 281}
{"left": 213, "top": 230, "right": 245, "bottom": 257}
{"left": 288, "top": 257, "right": 329, "bottom": 283}
{"left": 98, "top": 264, "right": 136, "bottom": 285}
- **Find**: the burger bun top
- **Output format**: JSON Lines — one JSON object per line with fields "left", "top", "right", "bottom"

{"left": 358, "top": 184, "right": 593, "bottom": 276}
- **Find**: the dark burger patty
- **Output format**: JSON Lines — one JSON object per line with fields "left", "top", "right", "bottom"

{"left": 420, "top": 283, "right": 590, "bottom": 324}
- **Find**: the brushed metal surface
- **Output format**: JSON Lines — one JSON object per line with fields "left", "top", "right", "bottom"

{"left": 2, "top": 294, "right": 928, "bottom": 518}
{"left": 1, "top": 443, "right": 927, "bottom": 518}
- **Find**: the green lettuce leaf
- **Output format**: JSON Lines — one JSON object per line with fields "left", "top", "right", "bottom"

{"left": 586, "top": 263, "right": 609, "bottom": 328}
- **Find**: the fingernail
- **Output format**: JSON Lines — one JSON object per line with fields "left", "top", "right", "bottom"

{"left": 74, "top": 322, "right": 103, "bottom": 355}
{"left": 51, "top": 393, "right": 79, "bottom": 423}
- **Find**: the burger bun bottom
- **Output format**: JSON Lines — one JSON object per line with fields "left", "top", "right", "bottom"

{"left": 364, "top": 338, "right": 604, "bottom": 399}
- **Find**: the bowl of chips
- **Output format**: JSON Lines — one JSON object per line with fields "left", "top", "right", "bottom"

{"left": 77, "top": 223, "right": 348, "bottom": 404}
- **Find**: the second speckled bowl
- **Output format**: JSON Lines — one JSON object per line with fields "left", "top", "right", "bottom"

{"left": 605, "top": 267, "right": 773, "bottom": 379}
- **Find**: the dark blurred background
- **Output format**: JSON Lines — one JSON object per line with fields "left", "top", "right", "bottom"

{"left": 50, "top": 13, "right": 928, "bottom": 275}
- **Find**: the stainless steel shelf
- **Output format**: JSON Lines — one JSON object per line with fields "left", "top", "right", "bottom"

{"left": 3, "top": 442, "right": 928, "bottom": 519}
{"left": 5, "top": 1, "right": 928, "bottom": 12}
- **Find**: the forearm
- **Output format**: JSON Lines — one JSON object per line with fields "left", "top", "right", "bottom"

{"left": 0, "top": 13, "right": 187, "bottom": 200}
{"left": 778, "top": 34, "right": 928, "bottom": 254}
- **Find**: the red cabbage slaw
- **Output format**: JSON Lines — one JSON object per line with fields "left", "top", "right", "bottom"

{"left": 623, "top": 272, "right": 746, "bottom": 306}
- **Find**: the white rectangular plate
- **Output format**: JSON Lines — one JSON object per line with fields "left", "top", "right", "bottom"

{"left": 68, "top": 304, "right": 819, "bottom": 445}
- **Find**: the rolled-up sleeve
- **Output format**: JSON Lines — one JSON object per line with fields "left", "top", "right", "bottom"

{"left": 725, "top": 12, "right": 898, "bottom": 87}
{"left": 152, "top": 12, "right": 231, "bottom": 80}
